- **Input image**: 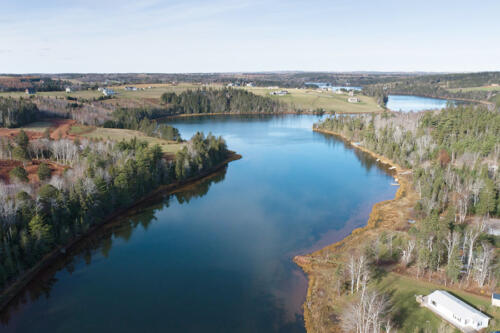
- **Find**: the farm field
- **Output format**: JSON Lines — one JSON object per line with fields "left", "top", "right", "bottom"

{"left": 447, "top": 85, "right": 500, "bottom": 92}
{"left": 241, "top": 86, "right": 380, "bottom": 113}
{"left": 0, "top": 83, "right": 381, "bottom": 113}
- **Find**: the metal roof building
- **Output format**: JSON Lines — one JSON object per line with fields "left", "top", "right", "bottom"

{"left": 425, "top": 290, "right": 489, "bottom": 331}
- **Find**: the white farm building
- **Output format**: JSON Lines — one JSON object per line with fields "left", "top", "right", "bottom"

{"left": 102, "top": 88, "right": 116, "bottom": 96}
{"left": 423, "top": 290, "right": 489, "bottom": 331}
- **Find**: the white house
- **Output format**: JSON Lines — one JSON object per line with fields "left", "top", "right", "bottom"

{"left": 270, "top": 90, "right": 289, "bottom": 96}
{"left": 102, "top": 88, "right": 116, "bottom": 96}
{"left": 348, "top": 97, "right": 360, "bottom": 103}
{"left": 65, "top": 87, "right": 72, "bottom": 93}
{"left": 424, "top": 290, "right": 489, "bottom": 331}
{"left": 493, "top": 293, "right": 500, "bottom": 307}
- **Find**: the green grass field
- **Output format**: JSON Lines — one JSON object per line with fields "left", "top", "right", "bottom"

{"left": 113, "top": 83, "right": 210, "bottom": 99}
{"left": 447, "top": 85, "right": 500, "bottom": 93}
{"left": 81, "top": 127, "right": 184, "bottom": 154}
{"left": 241, "top": 87, "right": 380, "bottom": 113}
{"left": 375, "top": 273, "right": 499, "bottom": 332}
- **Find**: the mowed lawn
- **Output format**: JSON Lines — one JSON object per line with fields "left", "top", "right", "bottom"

{"left": 79, "top": 127, "right": 184, "bottom": 154}
{"left": 375, "top": 273, "right": 500, "bottom": 332}
{"left": 242, "top": 87, "right": 380, "bottom": 113}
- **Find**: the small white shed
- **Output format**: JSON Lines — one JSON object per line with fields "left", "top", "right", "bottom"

{"left": 493, "top": 293, "right": 500, "bottom": 307}
{"left": 426, "top": 290, "right": 489, "bottom": 331}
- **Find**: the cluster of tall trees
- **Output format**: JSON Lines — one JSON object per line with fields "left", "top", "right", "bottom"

{"left": 0, "top": 132, "right": 228, "bottom": 289}
{"left": 174, "top": 132, "right": 228, "bottom": 180}
{"left": 0, "top": 98, "right": 39, "bottom": 128}
{"left": 161, "top": 88, "right": 288, "bottom": 115}
{"left": 362, "top": 86, "right": 388, "bottom": 107}
{"left": 329, "top": 249, "right": 395, "bottom": 332}
{"left": 316, "top": 105, "right": 499, "bottom": 286}
{"left": 35, "top": 97, "right": 113, "bottom": 125}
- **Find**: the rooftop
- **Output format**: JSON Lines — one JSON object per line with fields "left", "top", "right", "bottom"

{"left": 429, "top": 290, "right": 489, "bottom": 322}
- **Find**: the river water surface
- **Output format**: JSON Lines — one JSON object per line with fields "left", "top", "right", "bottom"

{"left": 387, "top": 94, "right": 453, "bottom": 112}
{"left": 0, "top": 115, "right": 397, "bottom": 333}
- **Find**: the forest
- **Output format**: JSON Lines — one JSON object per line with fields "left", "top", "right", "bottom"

{"left": 312, "top": 105, "right": 500, "bottom": 330}
{"left": 0, "top": 98, "right": 39, "bottom": 128}
{"left": 0, "top": 130, "right": 229, "bottom": 288}
{"left": 161, "top": 88, "right": 288, "bottom": 114}
{"left": 316, "top": 106, "right": 499, "bottom": 284}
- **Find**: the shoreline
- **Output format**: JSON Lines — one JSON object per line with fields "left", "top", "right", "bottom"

{"left": 157, "top": 109, "right": 383, "bottom": 121}
{"left": 295, "top": 128, "right": 417, "bottom": 333}
{"left": 387, "top": 92, "right": 493, "bottom": 106}
{"left": 0, "top": 152, "right": 242, "bottom": 312}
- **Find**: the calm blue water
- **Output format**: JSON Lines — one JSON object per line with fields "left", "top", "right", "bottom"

{"left": 0, "top": 115, "right": 396, "bottom": 333}
{"left": 387, "top": 94, "right": 453, "bottom": 112}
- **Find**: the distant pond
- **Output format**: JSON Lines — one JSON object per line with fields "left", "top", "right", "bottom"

{"left": 386, "top": 94, "right": 455, "bottom": 112}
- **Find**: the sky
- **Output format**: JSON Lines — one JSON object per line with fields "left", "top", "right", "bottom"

{"left": 1, "top": 0, "right": 500, "bottom": 73}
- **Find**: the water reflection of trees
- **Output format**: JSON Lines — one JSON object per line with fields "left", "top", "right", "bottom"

{"left": 0, "top": 168, "right": 227, "bottom": 325}
{"left": 314, "top": 131, "right": 390, "bottom": 174}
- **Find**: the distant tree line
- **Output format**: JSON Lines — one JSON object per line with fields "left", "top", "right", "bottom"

{"left": 0, "top": 78, "right": 70, "bottom": 92}
{"left": 364, "top": 71, "right": 500, "bottom": 103}
{"left": 0, "top": 98, "right": 40, "bottom": 128}
{"left": 161, "top": 88, "right": 288, "bottom": 114}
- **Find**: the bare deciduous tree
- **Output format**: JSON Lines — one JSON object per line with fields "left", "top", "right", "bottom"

{"left": 341, "top": 291, "right": 392, "bottom": 333}
{"left": 473, "top": 242, "right": 494, "bottom": 287}
{"left": 401, "top": 239, "right": 415, "bottom": 266}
